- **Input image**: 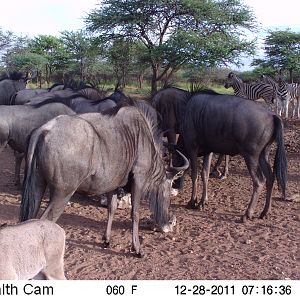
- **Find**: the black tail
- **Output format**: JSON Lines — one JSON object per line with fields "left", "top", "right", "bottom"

{"left": 19, "top": 130, "right": 44, "bottom": 222}
{"left": 273, "top": 115, "right": 287, "bottom": 199}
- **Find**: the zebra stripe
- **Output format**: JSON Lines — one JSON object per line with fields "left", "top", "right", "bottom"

{"left": 277, "top": 72, "right": 300, "bottom": 118}
{"left": 224, "top": 73, "right": 275, "bottom": 105}
{"left": 287, "top": 83, "right": 300, "bottom": 118}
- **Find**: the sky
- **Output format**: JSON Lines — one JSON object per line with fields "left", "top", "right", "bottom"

{"left": 0, "top": 0, "right": 299, "bottom": 69}
{"left": 0, "top": 0, "right": 299, "bottom": 38}
{"left": 0, "top": 0, "right": 99, "bottom": 37}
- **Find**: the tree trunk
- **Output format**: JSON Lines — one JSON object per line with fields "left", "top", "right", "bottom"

{"left": 138, "top": 73, "right": 144, "bottom": 89}
{"left": 151, "top": 66, "right": 158, "bottom": 95}
{"left": 289, "top": 68, "right": 293, "bottom": 82}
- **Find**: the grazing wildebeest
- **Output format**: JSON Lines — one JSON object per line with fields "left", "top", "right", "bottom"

{"left": 19, "top": 105, "right": 189, "bottom": 257}
{"left": 176, "top": 91, "right": 287, "bottom": 222}
{"left": 0, "top": 103, "right": 75, "bottom": 186}
{"left": 0, "top": 72, "right": 27, "bottom": 105}
{"left": 0, "top": 219, "right": 66, "bottom": 280}
{"left": 152, "top": 87, "right": 230, "bottom": 181}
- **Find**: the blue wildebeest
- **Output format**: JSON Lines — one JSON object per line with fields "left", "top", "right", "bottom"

{"left": 29, "top": 91, "right": 117, "bottom": 113}
{"left": 19, "top": 104, "right": 189, "bottom": 257}
{"left": 10, "top": 88, "right": 49, "bottom": 105}
{"left": 0, "top": 103, "right": 75, "bottom": 186}
{"left": 174, "top": 91, "right": 287, "bottom": 222}
{"left": 77, "top": 86, "right": 106, "bottom": 101}
{"left": 0, "top": 72, "right": 27, "bottom": 105}
{"left": 0, "top": 219, "right": 66, "bottom": 280}
{"left": 152, "top": 87, "right": 230, "bottom": 181}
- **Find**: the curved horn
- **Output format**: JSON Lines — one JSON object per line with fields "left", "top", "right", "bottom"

{"left": 170, "top": 150, "right": 189, "bottom": 172}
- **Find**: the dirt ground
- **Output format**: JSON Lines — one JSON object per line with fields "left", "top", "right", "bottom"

{"left": 0, "top": 119, "right": 299, "bottom": 280}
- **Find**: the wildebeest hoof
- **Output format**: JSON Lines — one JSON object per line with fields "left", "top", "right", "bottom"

{"left": 102, "top": 239, "right": 110, "bottom": 249}
{"left": 210, "top": 170, "right": 221, "bottom": 178}
{"left": 241, "top": 213, "right": 253, "bottom": 223}
{"left": 259, "top": 212, "right": 268, "bottom": 219}
{"left": 196, "top": 201, "right": 206, "bottom": 210}
{"left": 241, "top": 215, "right": 248, "bottom": 223}
{"left": 131, "top": 247, "right": 144, "bottom": 258}
{"left": 135, "top": 251, "right": 144, "bottom": 258}
{"left": 186, "top": 200, "right": 197, "bottom": 209}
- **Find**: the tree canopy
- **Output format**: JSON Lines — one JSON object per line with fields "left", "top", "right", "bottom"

{"left": 85, "top": 0, "right": 257, "bottom": 92}
{"left": 252, "top": 29, "right": 300, "bottom": 81}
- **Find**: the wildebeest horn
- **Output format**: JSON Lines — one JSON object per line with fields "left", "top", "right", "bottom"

{"left": 170, "top": 150, "right": 189, "bottom": 172}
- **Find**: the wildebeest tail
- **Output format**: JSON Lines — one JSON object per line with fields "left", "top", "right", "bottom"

{"left": 273, "top": 115, "right": 287, "bottom": 199}
{"left": 19, "top": 128, "right": 45, "bottom": 222}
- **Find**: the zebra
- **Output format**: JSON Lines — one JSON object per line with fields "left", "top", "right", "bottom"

{"left": 260, "top": 74, "right": 285, "bottom": 115}
{"left": 287, "top": 83, "right": 300, "bottom": 118}
{"left": 277, "top": 72, "right": 300, "bottom": 118}
{"left": 224, "top": 72, "right": 276, "bottom": 107}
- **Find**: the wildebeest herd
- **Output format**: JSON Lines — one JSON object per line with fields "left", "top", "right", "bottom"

{"left": 0, "top": 71, "right": 297, "bottom": 279}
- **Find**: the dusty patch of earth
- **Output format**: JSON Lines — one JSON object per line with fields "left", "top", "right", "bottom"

{"left": 0, "top": 119, "right": 299, "bottom": 280}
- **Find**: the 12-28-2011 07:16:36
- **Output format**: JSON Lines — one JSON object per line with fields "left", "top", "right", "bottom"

{"left": 175, "top": 284, "right": 292, "bottom": 296}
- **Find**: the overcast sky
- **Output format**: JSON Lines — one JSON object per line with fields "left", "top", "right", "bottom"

{"left": 0, "top": 0, "right": 299, "bottom": 37}
{"left": 0, "top": 0, "right": 99, "bottom": 37}
{"left": 0, "top": 0, "right": 298, "bottom": 70}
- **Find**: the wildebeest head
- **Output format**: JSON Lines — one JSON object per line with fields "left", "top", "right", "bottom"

{"left": 151, "top": 149, "right": 189, "bottom": 233}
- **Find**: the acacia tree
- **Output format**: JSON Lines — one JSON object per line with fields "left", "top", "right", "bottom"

{"left": 60, "top": 30, "right": 101, "bottom": 82}
{"left": 253, "top": 30, "right": 300, "bottom": 81}
{"left": 28, "top": 35, "right": 67, "bottom": 84}
{"left": 0, "top": 28, "right": 15, "bottom": 54}
{"left": 5, "top": 52, "right": 47, "bottom": 86}
{"left": 85, "top": 0, "right": 257, "bottom": 92}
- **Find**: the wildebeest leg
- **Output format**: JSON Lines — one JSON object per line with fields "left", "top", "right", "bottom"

{"left": 211, "top": 154, "right": 230, "bottom": 179}
{"left": 14, "top": 151, "right": 23, "bottom": 187}
{"left": 198, "top": 153, "right": 213, "bottom": 208}
{"left": 242, "top": 155, "right": 265, "bottom": 222}
{"left": 41, "top": 189, "right": 74, "bottom": 222}
{"left": 211, "top": 154, "right": 224, "bottom": 178}
{"left": 130, "top": 182, "right": 143, "bottom": 257}
{"left": 259, "top": 148, "right": 275, "bottom": 219}
{"left": 220, "top": 155, "right": 230, "bottom": 180}
{"left": 186, "top": 150, "right": 199, "bottom": 209}
{"left": 102, "top": 192, "right": 117, "bottom": 248}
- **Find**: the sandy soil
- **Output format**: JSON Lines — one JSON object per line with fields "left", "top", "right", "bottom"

{"left": 0, "top": 119, "right": 299, "bottom": 280}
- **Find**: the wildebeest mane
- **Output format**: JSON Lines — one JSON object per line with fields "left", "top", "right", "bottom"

{"left": 151, "top": 86, "right": 189, "bottom": 98}
{"left": 191, "top": 89, "right": 220, "bottom": 97}
{"left": 48, "top": 83, "right": 64, "bottom": 91}
{"left": 100, "top": 100, "right": 131, "bottom": 116}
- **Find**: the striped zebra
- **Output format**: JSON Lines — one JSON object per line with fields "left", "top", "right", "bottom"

{"left": 224, "top": 72, "right": 276, "bottom": 106}
{"left": 277, "top": 72, "right": 300, "bottom": 118}
{"left": 260, "top": 74, "right": 284, "bottom": 115}
{"left": 288, "top": 83, "right": 300, "bottom": 118}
